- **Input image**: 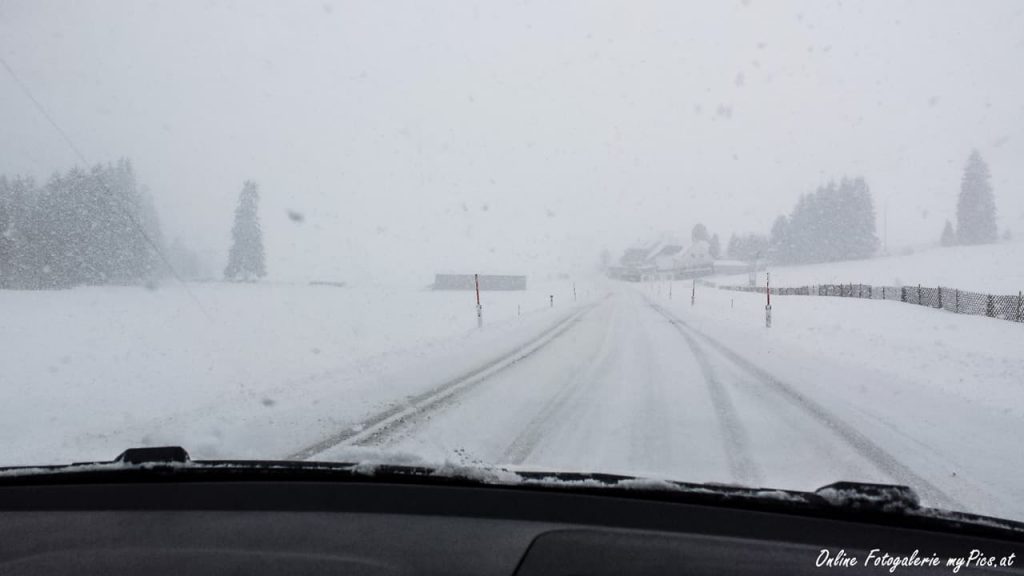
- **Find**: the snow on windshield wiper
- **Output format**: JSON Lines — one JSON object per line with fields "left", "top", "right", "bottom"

{"left": 1, "top": 446, "right": 1022, "bottom": 537}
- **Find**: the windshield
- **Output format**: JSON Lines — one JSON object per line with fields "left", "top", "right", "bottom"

{"left": 2, "top": 0, "right": 1023, "bottom": 523}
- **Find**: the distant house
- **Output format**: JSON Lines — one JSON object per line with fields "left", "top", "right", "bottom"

{"left": 620, "top": 247, "right": 651, "bottom": 268}
{"left": 609, "top": 236, "right": 714, "bottom": 281}
{"left": 671, "top": 240, "right": 713, "bottom": 269}
{"left": 652, "top": 244, "right": 684, "bottom": 271}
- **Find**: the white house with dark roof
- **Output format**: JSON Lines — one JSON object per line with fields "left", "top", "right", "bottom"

{"left": 610, "top": 234, "right": 715, "bottom": 281}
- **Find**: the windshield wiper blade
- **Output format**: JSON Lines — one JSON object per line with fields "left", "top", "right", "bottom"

{"left": 815, "top": 481, "right": 920, "bottom": 512}
{"left": 3, "top": 446, "right": 1022, "bottom": 538}
{"left": 115, "top": 446, "right": 190, "bottom": 465}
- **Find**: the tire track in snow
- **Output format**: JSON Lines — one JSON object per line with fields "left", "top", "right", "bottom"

{"left": 501, "top": 303, "right": 621, "bottom": 465}
{"left": 287, "top": 300, "right": 604, "bottom": 460}
{"left": 649, "top": 301, "right": 964, "bottom": 511}
{"left": 648, "top": 303, "right": 764, "bottom": 486}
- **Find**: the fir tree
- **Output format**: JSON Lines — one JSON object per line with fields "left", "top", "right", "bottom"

{"left": 224, "top": 181, "right": 267, "bottom": 281}
{"left": 956, "top": 150, "right": 997, "bottom": 245}
{"left": 769, "top": 215, "right": 789, "bottom": 259}
{"left": 708, "top": 234, "right": 721, "bottom": 259}
{"left": 691, "top": 223, "right": 710, "bottom": 243}
{"left": 842, "top": 177, "right": 878, "bottom": 260}
{"left": 940, "top": 220, "right": 956, "bottom": 247}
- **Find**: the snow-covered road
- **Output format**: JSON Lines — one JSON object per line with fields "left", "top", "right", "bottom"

{"left": 311, "top": 285, "right": 1022, "bottom": 521}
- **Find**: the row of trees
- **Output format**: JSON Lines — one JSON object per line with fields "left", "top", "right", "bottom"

{"left": 726, "top": 233, "right": 769, "bottom": 262}
{"left": 768, "top": 177, "right": 878, "bottom": 264}
{"left": 0, "top": 159, "right": 267, "bottom": 289}
{"left": 0, "top": 160, "right": 163, "bottom": 289}
{"left": 722, "top": 151, "right": 1001, "bottom": 264}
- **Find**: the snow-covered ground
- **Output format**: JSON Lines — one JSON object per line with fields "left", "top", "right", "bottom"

{"left": 713, "top": 242, "right": 1024, "bottom": 294}
{"left": 0, "top": 278, "right": 595, "bottom": 464}
{"left": 2, "top": 270, "right": 1022, "bottom": 523}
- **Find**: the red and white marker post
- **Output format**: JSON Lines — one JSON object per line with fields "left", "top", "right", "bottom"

{"left": 475, "top": 273, "right": 483, "bottom": 328}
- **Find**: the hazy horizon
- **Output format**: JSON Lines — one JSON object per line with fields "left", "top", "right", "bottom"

{"left": 3, "top": 0, "right": 1023, "bottom": 283}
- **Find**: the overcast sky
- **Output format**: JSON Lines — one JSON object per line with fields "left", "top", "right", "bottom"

{"left": 2, "top": 0, "right": 1022, "bottom": 283}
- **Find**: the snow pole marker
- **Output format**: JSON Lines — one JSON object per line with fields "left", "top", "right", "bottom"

{"left": 691, "top": 279, "right": 695, "bottom": 307}
{"left": 573, "top": 282, "right": 577, "bottom": 302}
{"left": 549, "top": 294, "right": 554, "bottom": 308}
{"left": 475, "top": 273, "right": 483, "bottom": 328}
{"left": 765, "top": 272, "right": 772, "bottom": 328}
{"left": 669, "top": 281, "right": 673, "bottom": 300}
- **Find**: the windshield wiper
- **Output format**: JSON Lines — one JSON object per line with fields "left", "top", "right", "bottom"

{"left": 2, "top": 446, "right": 1021, "bottom": 539}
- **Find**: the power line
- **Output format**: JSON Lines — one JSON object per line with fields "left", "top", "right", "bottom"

{"left": 0, "top": 56, "right": 214, "bottom": 322}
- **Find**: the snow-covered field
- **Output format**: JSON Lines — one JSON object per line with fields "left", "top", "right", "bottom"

{"left": 714, "top": 242, "right": 1024, "bottom": 294}
{"left": 0, "top": 279, "right": 594, "bottom": 464}
{"left": 2, "top": 266, "right": 1023, "bottom": 523}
